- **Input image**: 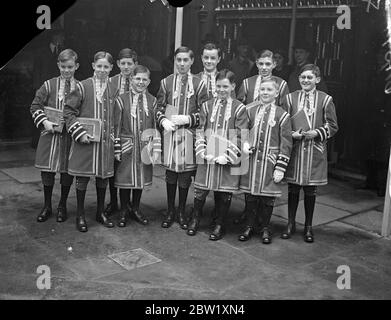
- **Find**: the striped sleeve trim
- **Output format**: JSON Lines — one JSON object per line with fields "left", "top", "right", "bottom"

{"left": 187, "top": 113, "right": 199, "bottom": 128}
{"left": 76, "top": 82, "right": 85, "bottom": 100}
{"left": 279, "top": 112, "right": 290, "bottom": 126}
{"left": 32, "top": 109, "right": 48, "bottom": 128}
{"left": 116, "top": 97, "right": 124, "bottom": 110}
{"left": 114, "top": 138, "right": 121, "bottom": 155}
{"left": 68, "top": 121, "right": 87, "bottom": 142}
{"left": 315, "top": 127, "right": 328, "bottom": 142}
{"left": 234, "top": 103, "right": 246, "bottom": 117}
{"left": 274, "top": 154, "right": 290, "bottom": 172}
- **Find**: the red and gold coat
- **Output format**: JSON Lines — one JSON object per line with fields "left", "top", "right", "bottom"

{"left": 110, "top": 73, "right": 131, "bottom": 98}
{"left": 240, "top": 102, "right": 292, "bottom": 197}
{"left": 194, "top": 98, "right": 247, "bottom": 192}
{"left": 282, "top": 90, "right": 338, "bottom": 186}
{"left": 155, "top": 73, "right": 208, "bottom": 173}
{"left": 30, "top": 77, "right": 79, "bottom": 173}
{"left": 237, "top": 75, "right": 289, "bottom": 107}
{"left": 63, "top": 77, "right": 117, "bottom": 179}
{"left": 113, "top": 90, "right": 161, "bottom": 189}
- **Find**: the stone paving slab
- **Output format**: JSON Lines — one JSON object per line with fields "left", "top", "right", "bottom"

{"left": 109, "top": 248, "right": 162, "bottom": 271}
{"left": 273, "top": 201, "right": 351, "bottom": 226}
{"left": 1, "top": 166, "right": 41, "bottom": 184}
{"left": 0, "top": 172, "right": 12, "bottom": 181}
{"left": 316, "top": 189, "right": 384, "bottom": 214}
{"left": 339, "top": 210, "right": 384, "bottom": 235}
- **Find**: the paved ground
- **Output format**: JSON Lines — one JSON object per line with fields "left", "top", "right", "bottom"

{"left": 0, "top": 144, "right": 390, "bottom": 300}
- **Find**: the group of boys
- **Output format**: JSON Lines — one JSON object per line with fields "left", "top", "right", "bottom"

{"left": 30, "top": 42, "right": 338, "bottom": 245}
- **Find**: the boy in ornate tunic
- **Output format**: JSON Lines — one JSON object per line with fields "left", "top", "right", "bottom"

{"left": 64, "top": 51, "right": 117, "bottom": 232}
{"left": 240, "top": 78, "right": 292, "bottom": 244}
{"left": 281, "top": 64, "right": 338, "bottom": 242}
{"left": 31, "top": 49, "right": 80, "bottom": 223}
{"left": 155, "top": 46, "right": 208, "bottom": 230}
{"left": 187, "top": 69, "right": 247, "bottom": 240}
{"left": 236, "top": 49, "right": 290, "bottom": 225}
{"left": 105, "top": 48, "right": 138, "bottom": 216}
{"left": 113, "top": 65, "right": 161, "bottom": 227}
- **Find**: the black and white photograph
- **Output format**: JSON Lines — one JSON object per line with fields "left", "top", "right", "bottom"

{"left": 0, "top": 0, "right": 391, "bottom": 303}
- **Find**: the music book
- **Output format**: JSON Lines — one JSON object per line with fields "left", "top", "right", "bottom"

{"left": 165, "top": 104, "right": 178, "bottom": 121}
{"left": 291, "top": 109, "right": 310, "bottom": 132}
{"left": 206, "top": 134, "right": 229, "bottom": 160}
{"left": 44, "top": 106, "right": 64, "bottom": 133}
{"left": 77, "top": 117, "right": 102, "bottom": 142}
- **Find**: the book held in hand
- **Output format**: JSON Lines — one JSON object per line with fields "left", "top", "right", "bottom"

{"left": 206, "top": 134, "right": 229, "bottom": 160}
{"left": 291, "top": 109, "right": 310, "bottom": 132}
{"left": 164, "top": 104, "right": 178, "bottom": 122}
{"left": 44, "top": 106, "right": 64, "bottom": 133}
{"left": 77, "top": 117, "right": 102, "bottom": 142}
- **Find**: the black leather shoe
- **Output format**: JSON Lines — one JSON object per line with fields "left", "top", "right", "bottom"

{"left": 161, "top": 210, "right": 175, "bottom": 228}
{"left": 96, "top": 212, "right": 114, "bottom": 228}
{"left": 304, "top": 226, "right": 314, "bottom": 243}
{"left": 37, "top": 206, "right": 52, "bottom": 222}
{"left": 238, "top": 226, "right": 253, "bottom": 242}
{"left": 117, "top": 208, "right": 129, "bottom": 227}
{"left": 56, "top": 206, "right": 67, "bottom": 223}
{"left": 104, "top": 203, "right": 118, "bottom": 216}
{"left": 178, "top": 210, "right": 188, "bottom": 230}
{"left": 131, "top": 208, "right": 149, "bottom": 225}
{"left": 187, "top": 217, "right": 199, "bottom": 236}
{"left": 261, "top": 227, "right": 272, "bottom": 244}
{"left": 233, "top": 211, "right": 247, "bottom": 225}
{"left": 281, "top": 223, "right": 296, "bottom": 239}
{"left": 209, "top": 224, "right": 224, "bottom": 241}
{"left": 76, "top": 216, "right": 88, "bottom": 232}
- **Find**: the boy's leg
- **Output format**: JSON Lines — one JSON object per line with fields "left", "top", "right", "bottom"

{"left": 259, "top": 196, "right": 276, "bottom": 244}
{"left": 75, "top": 176, "right": 89, "bottom": 232}
{"left": 57, "top": 173, "right": 74, "bottom": 222}
{"left": 96, "top": 178, "right": 114, "bottom": 228}
{"left": 37, "top": 172, "right": 55, "bottom": 222}
{"left": 238, "top": 194, "right": 258, "bottom": 241}
{"left": 281, "top": 183, "right": 301, "bottom": 239}
{"left": 210, "top": 192, "right": 232, "bottom": 241}
{"left": 162, "top": 170, "right": 177, "bottom": 228}
{"left": 131, "top": 189, "right": 148, "bottom": 225}
{"left": 187, "top": 188, "right": 208, "bottom": 236}
{"left": 303, "top": 186, "right": 317, "bottom": 243}
{"left": 177, "top": 171, "right": 194, "bottom": 230}
{"left": 104, "top": 160, "right": 119, "bottom": 215}
{"left": 234, "top": 193, "right": 249, "bottom": 225}
{"left": 118, "top": 188, "right": 131, "bottom": 227}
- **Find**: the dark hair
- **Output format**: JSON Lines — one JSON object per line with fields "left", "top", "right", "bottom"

{"left": 202, "top": 43, "right": 221, "bottom": 57}
{"left": 256, "top": 49, "right": 274, "bottom": 60}
{"left": 273, "top": 49, "right": 286, "bottom": 60}
{"left": 132, "top": 65, "right": 150, "bottom": 77}
{"left": 94, "top": 51, "right": 113, "bottom": 64}
{"left": 174, "top": 46, "right": 194, "bottom": 59}
{"left": 260, "top": 77, "right": 279, "bottom": 90}
{"left": 216, "top": 69, "right": 236, "bottom": 84}
{"left": 300, "top": 64, "right": 321, "bottom": 78}
{"left": 58, "top": 48, "right": 78, "bottom": 63}
{"left": 117, "top": 48, "right": 138, "bottom": 63}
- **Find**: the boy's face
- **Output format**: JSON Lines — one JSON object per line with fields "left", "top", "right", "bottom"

{"left": 117, "top": 58, "right": 137, "bottom": 77}
{"left": 299, "top": 70, "right": 320, "bottom": 92}
{"left": 201, "top": 49, "right": 220, "bottom": 73}
{"left": 259, "top": 81, "right": 278, "bottom": 104}
{"left": 175, "top": 52, "right": 194, "bottom": 75}
{"left": 131, "top": 72, "right": 150, "bottom": 93}
{"left": 294, "top": 48, "right": 310, "bottom": 66}
{"left": 256, "top": 57, "right": 276, "bottom": 78}
{"left": 216, "top": 78, "right": 235, "bottom": 100}
{"left": 57, "top": 59, "right": 79, "bottom": 80}
{"left": 92, "top": 58, "right": 113, "bottom": 80}
{"left": 274, "top": 53, "right": 284, "bottom": 68}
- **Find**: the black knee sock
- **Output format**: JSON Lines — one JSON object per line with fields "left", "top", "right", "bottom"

{"left": 178, "top": 187, "right": 189, "bottom": 212}
{"left": 288, "top": 192, "right": 300, "bottom": 225}
{"left": 96, "top": 186, "right": 106, "bottom": 214}
{"left": 76, "top": 189, "right": 86, "bottom": 216}
{"left": 166, "top": 183, "right": 177, "bottom": 212}
{"left": 120, "top": 189, "right": 131, "bottom": 211}
{"left": 43, "top": 185, "right": 53, "bottom": 208}
{"left": 304, "top": 195, "right": 316, "bottom": 227}
{"left": 109, "top": 176, "right": 118, "bottom": 208}
{"left": 261, "top": 204, "right": 274, "bottom": 229}
{"left": 58, "top": 185, "right": 71, "bottom": 208}
{"left": 132, "top": 189, "right": 142, "bottom": 210}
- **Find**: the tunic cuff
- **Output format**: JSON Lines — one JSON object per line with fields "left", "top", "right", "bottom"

{"left": 275, "top": 154, "right": 290, "bottom": 172}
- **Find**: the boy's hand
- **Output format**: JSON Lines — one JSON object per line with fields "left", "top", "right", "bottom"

{"left": 273, "top": 169, "right": 284, "bottom": 183}
{"left": 80, "top": 133, "right": 94, "bottom": 144}
{"left": 162, "top": 119, "right": 176, "bottom": 132}
{"left": 171, "top": 115, "right": 190, "bottom": 126}
{"left": 202, "top": 153, "right": 215, "bottom": 162}
{"left": 302, "top": 130, "right": 318, "bottom": 140}
{"left": 292, "top": 130, "right": 303, "bottom": 140}
{"left": 243, "top": 142, "right": 253, "bottom": 155}
{"left": 43, "top": 120, "right": 58, "bottom": 134}
{"left": 114, "top": 154, "right": 121, "bottom": 162}
{"left": 152, "top": 152, "right": 160, "bottom": 164}
{"left": 215, "top": 155, "right": 228, "bottom": 165}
